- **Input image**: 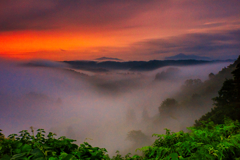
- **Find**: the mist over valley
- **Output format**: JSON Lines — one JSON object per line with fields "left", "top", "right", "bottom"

{"left": 0, "top": 58, "right": 235, "bottom": 156}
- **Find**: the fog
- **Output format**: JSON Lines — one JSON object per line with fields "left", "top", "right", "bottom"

{"left": 0, "top": 58, "right": 232, "bottom": 156}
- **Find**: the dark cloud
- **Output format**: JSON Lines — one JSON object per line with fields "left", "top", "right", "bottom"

{"left": 180, "top": 0, "right": 240, "bottom": 20}
{"left": 1, "top": 0, "right": 239, "bottom": 32}
{"left": 0, "top": 0, "right": 158, "bottom": 32}
{"left": 131, "top": 29, "right": 240, "bottom": 59}
{"left": 0, "top": 1, "right": 57, "bottom": 31}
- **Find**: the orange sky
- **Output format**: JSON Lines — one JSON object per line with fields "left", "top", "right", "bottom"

{"left": 0, "top": 30, "right": 122, "bottom": 60}
{"left": 0, "top": 0, "right": 240, "bottom": 61}
{"left": 0, "top": 27, "right": 186, "bottom": 60}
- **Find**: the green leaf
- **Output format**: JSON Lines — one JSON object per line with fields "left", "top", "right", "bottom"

{"left": 30, "top": 148, "right": 44, "bottom": 157}
{"left": 0, "top": 154, "right": 11, "bottom": 160}
{"left": 168, "top": 153, "right": 179, "bottom": 160}
{"left": 62, "top": 154, "right": 75, "bottom": 160}
{"left": 49, "top": 157, "right": 58, "bottom": 160}
{"left": 34, "top": 158, "right": 45, "bottom": 160}
{"left": 10, "top": 153, "right": 26, "bottom": 159}
{"left": 41, "top": 144, "right": 54, "bottom": 150}
{"left": 22, "top": 144, "right": 32, "bottom": 152}
{"left": 135, "top": 146, "right": 150, "bottom": 152}
{"left": 16, "top": 142, "right": 23, "bottom": 148}
{"left": 14, "top": 149, "right": 21, "bottom": 154}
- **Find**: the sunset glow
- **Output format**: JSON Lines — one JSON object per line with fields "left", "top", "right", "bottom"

{"left": 0, "top": 0, "right": 239, "bottom": 61}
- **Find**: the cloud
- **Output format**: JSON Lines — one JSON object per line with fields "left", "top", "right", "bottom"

{"left": 0, "top": 0, "right": 239, "bottom": 32}
{"left": 78, "top": 28, "right": 240, "bottom": 60}
{"left": 0, "top": 1, "right": 57, "bottom": 31}
{"left": 0, "top": 0, "right": 158, "bottom": 32}
{"left": 130, "top": 29, "right": 240, "bottom": 59}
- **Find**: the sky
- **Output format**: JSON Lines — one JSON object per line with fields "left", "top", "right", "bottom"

{"left": 0, "top": 0, "right": 240, "bottom": 61}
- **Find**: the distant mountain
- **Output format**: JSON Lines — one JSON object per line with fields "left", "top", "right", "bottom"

{"left": 94, "top": 57, "right": 123, "bottom": 61}
{"left": 63, "top": 59, "right": 234, "bottom": 72}
{"left": 165, "top": 53, "right": 211, "bottom": 60}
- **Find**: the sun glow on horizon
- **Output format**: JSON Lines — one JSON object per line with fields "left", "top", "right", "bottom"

{"left": 0, "top": 30, "right": 129, "bottom": 60}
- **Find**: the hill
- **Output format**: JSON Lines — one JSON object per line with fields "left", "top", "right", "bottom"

{"left": 153, "top": 55, "right": 240, "bottom": 132}
{"left": 193, "top": 55, "right": 240, "bottom": 127}
{"left": 63, "top": 59, "right": 234, "bottom": 72}
{"left": 165, "top": 53, "right": 211, "bottom": 60}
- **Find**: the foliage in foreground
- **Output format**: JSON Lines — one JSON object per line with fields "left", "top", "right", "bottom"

{"left": 1, "top": 116, "right": 240, "bottom": 160}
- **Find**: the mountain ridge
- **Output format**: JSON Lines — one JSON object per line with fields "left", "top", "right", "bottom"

{"left": 165, "top": 53, "right": 211, "bottom": 60}
{"left": 63, "top": 59, "right": 235, "bottom": 72}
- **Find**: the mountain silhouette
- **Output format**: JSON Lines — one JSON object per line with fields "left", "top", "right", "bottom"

{"left": 165, "top": 53, "right": 211, "bottom": 60}
{"left": 63, "top": 59, "right": 234, "bottom": 72}
{"left": 94, "top": 57, "right": 123, "bottom": 61}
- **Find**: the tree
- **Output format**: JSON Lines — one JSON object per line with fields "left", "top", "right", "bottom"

{"left": 231, "top": 63, "right": 240, "bottom": 118}
{"left": 232, "top": 63, "right": 240, "bottom": 99}
{"left": 208, "top": 73, "right": 215, "bottom": 79}
{"left": 194, "top": 58, "right": 240, "bottom": 127}
{"left": 184, "top": 79, "right": 202, "bottom": 86}
{"left": 184, "top": 79, "right": 193, "bottom": 86}
{"left": 189, "top": 93, "right": 203, "bottom": 109}
{"left": 155, "top": 67, "right": 180, "bottom": 81}
{"left": 212, "top": 79, "right": 237, "bottom": 108}
{"left": 191, "top": 93, "right": 201, "bottom": 100}
{"left": 125, "top": 130, "right": 151, "bottom": 146}
{"left": 193, "top": 79, "right": 202, "bottom": 85}
{"left": 158, "top": 98, "right": 179, "bottom": 120}
{"left": 0, "top": 129, "right": 5, "bottom": 140}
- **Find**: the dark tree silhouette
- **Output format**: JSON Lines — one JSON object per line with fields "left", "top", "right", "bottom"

{"left": 125, "top": 130, "right": 151, "bottom": 146}
{"left": 158, "top": 98, "right": 179, "bottom": 120}
{"left": 184, "top": 79, "right": 202, "bottom": 87}
{"left": 194, "top": 56, "right": 240, "bottom": 127}
{"left": 212, "top": 79, "right": 237, "bottom": 108}
{"left": 232, "top": 63, "right": 240, "bottom": 100}
{"left": 208, "top": 73, "right": 215, "bottom": 79}
{"left": 231, "top": 63, "right": 240, "bottom": 118}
